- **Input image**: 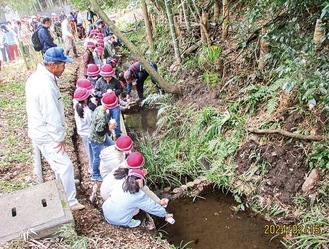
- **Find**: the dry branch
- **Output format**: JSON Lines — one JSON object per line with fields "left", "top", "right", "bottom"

{"left": 247, "top": 127, "right": 324, "bottom": 141}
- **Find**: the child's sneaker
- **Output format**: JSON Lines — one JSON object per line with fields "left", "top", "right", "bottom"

{"left": 128, "top": 219, "right": 141, "bottom": 228}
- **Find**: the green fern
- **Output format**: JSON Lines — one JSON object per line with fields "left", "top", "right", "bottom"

{"left": 266, "top": 96, "right": 278, "bottom": 114}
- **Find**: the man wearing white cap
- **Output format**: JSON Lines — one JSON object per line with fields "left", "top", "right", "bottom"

{"left": 25, "top": 47, "right": 85, "bottom": 211}
{"left": 61, "top": 14, "right": 78, "bottom": 57}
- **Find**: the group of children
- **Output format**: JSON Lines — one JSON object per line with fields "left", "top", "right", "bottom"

{"left": 73, "top": 75, "right": 174, "bottom": 228}
{"left": 83, "top": 27, "right": 120, "bottom": 73}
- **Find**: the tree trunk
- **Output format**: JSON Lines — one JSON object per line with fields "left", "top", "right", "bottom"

{"left": 150, "top": 13, "right": 156, "bottom": 33}
{"left": 313, "top": 19, "right": 323, "bottom": 47}
{"left": 174, "top": 15, "right": 181, "bottom": 38}
{"left": 141, "top": 0, "right": 154, "bottom": 47}
{"left": 222, "top": 0, "right": 229, "bottom": 40}
{"left": 165, "top": 0, "right": 182, "bottom": 63}
{"left": 149, "top": 0, "right": 165, "bottom": 16}
{"left": 90, "top": 0, "right": 181, "bottom": 95}
{"left": 182, "top": 0, "right": 192, "bottom": 33}
{"left": 201, "top": 10, "right": 209, "bottom": 43}
{"left": 258, "top": 27, "right": 269, "bottom": 71}
{"left": 192, "top": 2, "right": 210, "bottom": 45}
{"left": 214, "top": 1, "right": 220, "bottom": 21}
{"left": 37, "top": 0, "right": 43, "bottom": 12}
{"left": 179, "top": 5, "right": 183, "bottom": 23}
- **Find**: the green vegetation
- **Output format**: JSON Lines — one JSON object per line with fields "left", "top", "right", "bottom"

{"left": 0, "top": 0, "right": 328, "bottom": 248}
{"left": 0, "top": 81, "right": 32, "bottom": 175}
{"left": 120, "top": 1, "right": 329, "bottom": 248}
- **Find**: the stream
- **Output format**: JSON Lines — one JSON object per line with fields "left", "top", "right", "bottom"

{"left": 124, "top": 107, "right": 283, "bottom": 249}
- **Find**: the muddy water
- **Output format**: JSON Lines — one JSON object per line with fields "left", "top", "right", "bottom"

{"left": 123, "top": 108, "right": 158, "bottom": 135}
{"left": 124, "top": 109, "right": 283, "bottom": 248}
{"left": 156, "top": 192, "right": 283, "bottom": 249}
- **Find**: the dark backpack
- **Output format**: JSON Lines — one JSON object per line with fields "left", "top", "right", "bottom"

{"left": 31, "top": 29, "right": 43, "bottom": 52}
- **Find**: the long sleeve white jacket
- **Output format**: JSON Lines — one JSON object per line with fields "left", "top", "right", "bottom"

{"left": 61, "top": 19, "right": 72, "bottom": 39}
{"left": 26, "top": 64, "right": 66, "bottom": 144}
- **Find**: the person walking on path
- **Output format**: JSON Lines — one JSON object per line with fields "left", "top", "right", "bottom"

{"left": 38, "top": 17, "right": 57, "bottom": 54}
{"left": 88, "top": 91, "right": 118, "bottom": 181}
{"left": 0, "top": 24, "right": 18, "bottom": 62}
{"left": 25, "top": 47, "right": 85, "bottom": 211}
{"left": 0, "top": 27, "right": 12, "bottom": 62}
{"left": 61, "top": 15, "right": 78, "bottom": 57}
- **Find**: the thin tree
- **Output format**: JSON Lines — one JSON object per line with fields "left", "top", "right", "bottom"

{"left": 222, "top": 0, "right": 229, "bottom": 39}
{"left": 141, "top": 0, "right": 154, "bottom": 47}
{"left": 37, "top": 0, "right": 43, "bottom": 12}
{"left": 214, "top": 1, "right": 220, "bottom": 21}
{"left": 182, "top": 0, "right": 191, "bottom": 33}
{"left": 90, "top": 0, "right": 181, "bottom": 95}
{"left": 165, "top": 0, "right": 182, "bottom": 63}
{"left": 258, "top": 27, "right": 269, "bottom": 71}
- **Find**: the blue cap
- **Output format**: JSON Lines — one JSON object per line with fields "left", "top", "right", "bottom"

{"left": 44, "top": 47, "right": 74, "bottom": 63}
{"left": 67, "top": 14, "right": 74, "bottom": 20}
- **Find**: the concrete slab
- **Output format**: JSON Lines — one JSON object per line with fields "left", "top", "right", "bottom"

{"left": 0, "top": 179, "right": 74, "bottom": 243}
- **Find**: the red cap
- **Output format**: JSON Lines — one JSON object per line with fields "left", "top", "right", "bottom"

{"left": 96, "top": 46, "right": 104, "bottom": 54}
{"left": 111, "top": 58, "right": 118, "bottom": 64}
{"left": 100, "top": 64, "right": 115, "bottom": 77}
{"left": 97, "top": 39, "right": 104, "bottom": 46}
{"left": 101, "top": 91, "right": 118, "bottom": 109}
{"left": 115, "top": 135, "right": 133, "bottom": 152}
{"left": 86, "top": 41, "right": 95, "bottom": 48}
{"left": 128, "top": 168, "right": 145, "bottom": 179}
{"left": 76, "top": 79, "right": 93, "bottom": 90}
{"left": 74, "top": 87, "right": 90, "bottom": 101}
{"left": 126, "top": 152, "right": 145, "bottom": 169}
{"left": 87, "top": 64, "right": 100, "bottom": 77}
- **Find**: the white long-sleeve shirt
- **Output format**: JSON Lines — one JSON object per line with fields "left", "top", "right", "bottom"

{"left": 102, "top": 178, "right": 167, "bottom": 227}
{"left": 61, "top": 19, "right": 72, "bottom": 39}
{"left": 26, "top": 64, "right": 66, "bottom": 144}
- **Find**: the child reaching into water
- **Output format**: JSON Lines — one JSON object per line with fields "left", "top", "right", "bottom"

{"left": 100, "top": 151, "right": 168, "bottom": 207}
{"left": 102, "top": 168, "right": 174, "bottom": 227}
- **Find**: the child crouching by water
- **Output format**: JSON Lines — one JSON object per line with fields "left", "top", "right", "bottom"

{"left": 102, "top": 168, "right": 174, "bottom": 227}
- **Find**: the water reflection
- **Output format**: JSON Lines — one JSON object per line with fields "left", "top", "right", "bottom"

{"left": 156, "top": 192, "right": 283, "bottom": 249}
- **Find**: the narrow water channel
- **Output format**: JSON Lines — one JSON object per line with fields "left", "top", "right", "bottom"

{"left": 124, "top": 108, "right": 283, "bottom": 249}
{"left": 123, "top": 108, "right": 158, "bottom": 135}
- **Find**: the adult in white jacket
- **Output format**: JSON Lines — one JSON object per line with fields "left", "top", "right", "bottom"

{"left": 61, "top": 15, "right": 78, "bottom": 57}
{"left": 25, "top": 47, "right": 84, "bottom": 211}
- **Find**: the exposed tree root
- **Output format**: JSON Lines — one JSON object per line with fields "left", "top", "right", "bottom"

{"left": 247, "top": 127, "right": 324, "bottom": 141}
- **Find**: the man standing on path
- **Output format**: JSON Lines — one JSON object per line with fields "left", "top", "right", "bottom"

{"left": 25, "top": 47, "right": 85, "bottom": 211}
{"left": 61, "top": 15, "right": 78, "bottom": 57}
{"left": 38, "top": 17, "right": 57, "bottom": 54}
